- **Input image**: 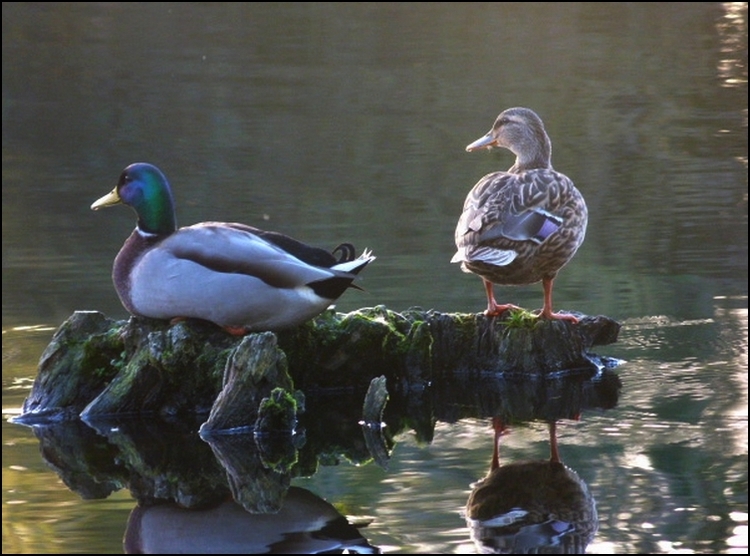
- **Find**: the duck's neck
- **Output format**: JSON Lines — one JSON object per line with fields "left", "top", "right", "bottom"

{"left": 509, "top": 131, "right": 553, "bottom": 173}
{"left": 135, "top": 190, "right": 177, "bottom": 236}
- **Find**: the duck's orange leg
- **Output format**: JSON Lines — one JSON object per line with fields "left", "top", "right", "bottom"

{"left": 222, "top": 325, "right": 252, "bottom": 336}
{"left": 538, "top": 277, "right": 578, "bottom": 323}
{"left": 491, "top": 417, "right": 509, "bottom": 471}
{"left": 483, "top": 279, "right": 521, "bottom": 317}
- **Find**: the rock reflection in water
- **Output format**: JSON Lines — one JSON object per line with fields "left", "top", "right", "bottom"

{"left": 465, "top": 418, "right": 597, "bottom": 554}
{"left": 14, "top": 359, "right": 620, "bottom": 554}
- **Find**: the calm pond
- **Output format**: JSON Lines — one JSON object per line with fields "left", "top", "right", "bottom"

{"left": 2, "top": 3, "right": 747, "bottom": 554}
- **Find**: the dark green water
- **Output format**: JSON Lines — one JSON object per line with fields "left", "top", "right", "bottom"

{"left": 3, "top": 3, "right": 747, "bottom": 553}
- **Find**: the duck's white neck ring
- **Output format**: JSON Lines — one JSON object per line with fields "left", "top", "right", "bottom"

{"left": 136, "top": 227, "right": 161, "bottom": 239}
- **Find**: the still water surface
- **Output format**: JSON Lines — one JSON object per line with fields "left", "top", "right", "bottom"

{"left": 2, "top": 3, "right": 747, "bottom": 554}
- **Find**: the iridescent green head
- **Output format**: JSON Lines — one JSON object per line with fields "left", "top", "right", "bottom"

{"left": 91, "top": 163, "right": 177, "bottom": 235}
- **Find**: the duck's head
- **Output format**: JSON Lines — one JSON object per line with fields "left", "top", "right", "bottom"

{"left": 91, "top": 163, "right": 177, "bottom": 236}
{"left": 465, "top": 107, "right": 552, "bottom": 171}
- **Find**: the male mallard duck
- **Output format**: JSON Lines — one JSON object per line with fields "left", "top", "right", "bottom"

{"left": 91, "top": 163, "right": 375, "bottom": 334}
{"left": 451, "top": 107, "right": 587, "bottom": 322}
{"left": 124, "top": 487, "right": 378, "bottom": 554}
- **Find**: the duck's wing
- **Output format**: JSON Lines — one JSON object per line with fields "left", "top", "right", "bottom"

{"left": 222, "top": 223, "right": 347, "bottom": 267}
{"left": 161, "top": 223, "right": 362, "bottom": 289}
{"left": 454, "top": 171, "right": 568, "bottom": 259}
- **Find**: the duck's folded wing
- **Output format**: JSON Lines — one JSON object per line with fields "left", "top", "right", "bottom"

{"left": 493, "top": 210, "right": 561, "bottom": 244}
{"left": 456, "top": 171, "right": 566, "bottom": 246}
{"left": 219, "top": 222, "right": 346, "bottom": 267}
{"left": 162, "top": 223, "right": 348, "bottom": 289}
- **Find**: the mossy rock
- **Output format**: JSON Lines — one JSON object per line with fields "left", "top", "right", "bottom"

{"left": 19, "top": 306, "right": 621, "bottom": 428}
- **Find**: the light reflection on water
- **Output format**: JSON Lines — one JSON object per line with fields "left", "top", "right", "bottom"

{"left": 3, "top": 367, "right": 748, "bottom": 554}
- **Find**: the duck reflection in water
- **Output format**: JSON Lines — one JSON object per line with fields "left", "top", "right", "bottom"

{"left": 124, "top": 486, "right": 379, "bottom": 554}
{"left": 465, "top": 417, "right": 597, "bottom": 554}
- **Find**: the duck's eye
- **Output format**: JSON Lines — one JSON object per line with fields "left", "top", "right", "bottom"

{"left": 118, "top": 173, "right": 132, "bottom": 187}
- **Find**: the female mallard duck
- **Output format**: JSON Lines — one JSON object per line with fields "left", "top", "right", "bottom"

{"left": 451, "top": 107, "right": 587, "bottom": 322}
{"left": 91, "top": 163, "right": 375, "bottom": 334}
{"left": 465, "top": 418, "right": 597, "bottom": 553}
